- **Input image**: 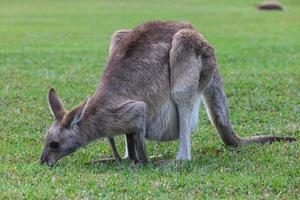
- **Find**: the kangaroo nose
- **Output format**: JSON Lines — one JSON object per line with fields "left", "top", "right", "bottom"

{"left": 46, "top": 160, "right": 54, "bottom": 167}
{"left": 40, "top": 149, "right": 48, "bottom": 165}
{"left": 40, "top": 153, "right": 55, "bottom": 167}
{"left": 40, "top": 157, "right": 54, "bottom": 167}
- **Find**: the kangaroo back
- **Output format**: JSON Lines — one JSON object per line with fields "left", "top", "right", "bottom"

{"left": 98, "top": 21, "right": 194, "bottom": 116}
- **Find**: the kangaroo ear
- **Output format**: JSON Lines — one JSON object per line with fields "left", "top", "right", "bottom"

{"left": 62, "top": 97, "right": 90, "bottom": 128}
{"left": 48, "top": 88, "right": 66, "bottom": 121}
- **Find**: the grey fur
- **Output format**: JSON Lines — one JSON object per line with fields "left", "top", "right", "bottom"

{"left": 40, "top": 21, "right": 296, "bottom": 166}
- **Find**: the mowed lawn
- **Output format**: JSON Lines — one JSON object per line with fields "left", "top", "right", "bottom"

{"left": 0, "top": 0, "right": 299, "bottom": 199}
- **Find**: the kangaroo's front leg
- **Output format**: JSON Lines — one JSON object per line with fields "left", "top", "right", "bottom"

{"left": 133, "top": 126, "right": 148, "bottom": 163}
{"left": 125, "top": 134, "right": 138, "bottom": 163}
{"left": 99, "top": 136, "right": 138, "bottom": 165}
{"left": 108, "top": 137, "right": 122, "bottom": 163}
{"left": 116, "top": 100, "right": 148, "bottom": 164}
{"left": 131, "top": 107, "right": 148, "bottom": 164}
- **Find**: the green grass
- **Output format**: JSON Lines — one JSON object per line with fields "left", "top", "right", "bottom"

{"left": 1, "top": 0, "right": 299, "bottom": 199}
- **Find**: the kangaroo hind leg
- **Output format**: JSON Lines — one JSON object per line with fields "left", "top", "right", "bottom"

{"left": 170, "top": 29, "right": 215, "bottom": 160}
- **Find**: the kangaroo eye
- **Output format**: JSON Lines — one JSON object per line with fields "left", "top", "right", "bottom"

{"left": 50, "top": 141, "right": 59, "bottom": 149}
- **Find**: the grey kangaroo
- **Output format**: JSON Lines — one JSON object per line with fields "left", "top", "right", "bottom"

{"left": 40, "top": 21, "right": 296, "bottom": 166}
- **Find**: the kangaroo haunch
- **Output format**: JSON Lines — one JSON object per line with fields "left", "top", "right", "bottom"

{"left": 40, "top": 21, "right": 296, "bottom": 167}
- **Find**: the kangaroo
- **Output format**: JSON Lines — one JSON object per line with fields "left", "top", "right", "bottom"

{"left": 40, "top": 21, "right": 296, "bottom": 166}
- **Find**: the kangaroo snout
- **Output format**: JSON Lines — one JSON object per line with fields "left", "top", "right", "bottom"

{"left": 40, "top": 149, "right": 56, "bottom": 167}
{"left": 40, "top": 151, "right": 70, "bottom": 167}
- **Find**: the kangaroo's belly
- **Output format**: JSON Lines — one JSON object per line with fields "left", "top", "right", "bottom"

{"left": 145, "top": 93, "right": 201, "bottom": 141}
{"left": 145, "top": 99, "right": 179, "bottom": 141}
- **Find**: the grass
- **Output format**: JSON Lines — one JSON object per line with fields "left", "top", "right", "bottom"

{"left": 0, "top": 0, "right": 299, "bottom": 199}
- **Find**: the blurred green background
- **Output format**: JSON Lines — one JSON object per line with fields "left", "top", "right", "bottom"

{"left": 0, "top": 0, "right": 299, "bottom": 199}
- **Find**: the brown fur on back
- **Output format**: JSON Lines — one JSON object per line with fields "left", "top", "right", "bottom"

{"left": 109, "top": 21, "right": 193, "bottom": 61}
{"left": 96, "top": 21, "right": 194, "bottom": 117}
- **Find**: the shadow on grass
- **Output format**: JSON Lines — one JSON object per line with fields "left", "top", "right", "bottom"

{"left": 77, "top": 145, "right": 233, "bottom": 173}
{"left": 37, "top": 141, "right": 297, "bottom": 175}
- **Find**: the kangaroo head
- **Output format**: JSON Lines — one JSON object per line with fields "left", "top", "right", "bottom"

{"left": 40, "top": 88, "right": 89, "bottom": 166}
